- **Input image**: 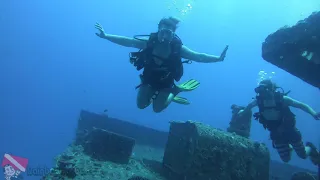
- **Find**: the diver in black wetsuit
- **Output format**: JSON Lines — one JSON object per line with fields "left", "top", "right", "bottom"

{"left": 238, "top": 79, "right": 320, "bottom": 164}
{"left": 94, "top": 16, "right": 228, "bottom": 113}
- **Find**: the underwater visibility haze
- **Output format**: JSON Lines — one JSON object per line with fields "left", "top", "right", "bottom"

{"left": 0, "top": 0, "right": 320, "bottom": 179}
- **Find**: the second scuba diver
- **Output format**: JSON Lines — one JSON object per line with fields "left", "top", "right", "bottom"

{"left": 95, "top": 16, "right": 228, "bottom": 113}
{"left": 238, "top": 79, "right": 320, "bottom": 165}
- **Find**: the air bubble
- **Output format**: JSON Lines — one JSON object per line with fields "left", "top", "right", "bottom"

{"left": 257, "top": 70, "right": 276, "bottom": 85}
{"left": 166, "top": 0, "right": 195, "bottom": 16}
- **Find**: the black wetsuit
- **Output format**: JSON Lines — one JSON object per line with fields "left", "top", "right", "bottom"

{"left": 132, "top": 33, "right": 184, "bottom": 90}
{"left": 255, "top": 92, "right": 307, "bottom": 162}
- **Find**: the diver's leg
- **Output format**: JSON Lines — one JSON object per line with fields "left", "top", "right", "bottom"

{"left": 274, "top": 141, "right": 292, "bottom": 163}
{"left": 271, "top": 131, "right": 292, "bottom": 163}
{"left": 305, "top": 142, "right": 320, "bottom": 165}
{"left": 288, "top": 127, "right": 319, "bottom": 164}
{"left": 152, "top": 89, "right": 174, "bottom": 113}
{"left": 289, "top": 128, "right": 308, "bottom": 159}
{"left": 137, "top": 85, "right": 155, "bottom": 109}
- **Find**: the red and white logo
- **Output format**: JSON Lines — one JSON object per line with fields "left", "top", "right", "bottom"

{"left": 2, "top": 154, "right": 28, "bottom": 180}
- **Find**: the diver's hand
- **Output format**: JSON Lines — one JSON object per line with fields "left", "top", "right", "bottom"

{"left": 95, "top": 22, "right": 106, "bottom": 38}
{"left": 314, "top": 112, "right": 320, "bottom": 120}
{"left": 218, "top": 45, "right": 229, "bottom": 61}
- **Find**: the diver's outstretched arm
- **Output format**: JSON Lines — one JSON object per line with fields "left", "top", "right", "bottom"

{"left": 94, "top": 23, "right": 147, "bottom": 49}
{"left": 238, "top": 100, "right": 257, "bottom": 115}
{"left": 181, "top": 45, "right": 228, "bottom": 63}
{"left": 284, "top": 96, "right": 319, "bottom": 119}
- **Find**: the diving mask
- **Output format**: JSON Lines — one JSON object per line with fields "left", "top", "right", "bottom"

{"left": 256, "top": 83, "right": 275, "bottom": 93}
{"left": 255, "top": 85, "right": 268, "bottom": 94}
{"left": 158, "top": 28, "right": 174, "bottom": 43}
{"left": 255, "top": 84, "right": 275, "bottom": 98}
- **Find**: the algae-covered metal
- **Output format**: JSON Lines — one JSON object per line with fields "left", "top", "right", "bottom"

{"left": 163, "top": 121, "right": 270, "bottom": 180}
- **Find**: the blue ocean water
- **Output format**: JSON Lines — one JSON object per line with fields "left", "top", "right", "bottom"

{"left": 0, "top": 0, "right": 319, "bottom": 179}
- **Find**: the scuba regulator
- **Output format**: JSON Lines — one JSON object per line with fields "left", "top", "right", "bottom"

{"left": 129, "top": 51, "right": 145, "bottom": 71}
{"left": 128, "top": 35, "right": 151, "bottom": 71}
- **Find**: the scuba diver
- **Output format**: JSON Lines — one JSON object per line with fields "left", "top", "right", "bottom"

{"left": 94, "top": 16, "right": 228, "bottom": 113}
{"left": 238, "top": 79, "right": 320, "bottom": 164}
